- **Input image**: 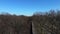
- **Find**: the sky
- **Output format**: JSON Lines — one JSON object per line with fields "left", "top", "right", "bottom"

{"left": 0, "top": 0, "right": 60, "bottom": 16}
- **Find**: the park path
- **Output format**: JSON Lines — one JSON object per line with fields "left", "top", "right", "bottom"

{"left": 32, "top": 22, "right": 37, "bottom": 34}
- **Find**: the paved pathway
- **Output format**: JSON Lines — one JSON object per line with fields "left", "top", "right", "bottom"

{"left": 32, "top": 22, "right": 37, "bottom": 34}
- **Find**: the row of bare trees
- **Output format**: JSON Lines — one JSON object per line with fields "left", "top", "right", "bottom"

{"left": 0, "top": 10, "right": 60, "bottom": 34}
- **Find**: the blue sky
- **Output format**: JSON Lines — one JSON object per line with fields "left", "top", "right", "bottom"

{"left": 0, "top": 0, "right": 60, "bottom": 16}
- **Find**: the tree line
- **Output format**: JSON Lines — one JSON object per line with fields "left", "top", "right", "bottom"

{"left": 0, "top": 10, "right": 60, "bottom": 34}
